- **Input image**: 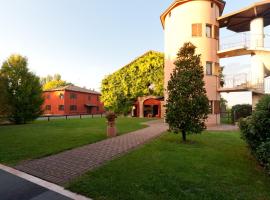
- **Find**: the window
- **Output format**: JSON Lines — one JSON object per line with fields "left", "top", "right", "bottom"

{"left": 70, "top": 93, "right": 77, "bottom": 99}
{"left": 209, "top": 101, "right": 213, "bottom": 114}
{"left": 46, "top": 94, "right": 50, "bottom": 99}
{"left": 192, "top": 24, "right": 202, "bottom": 37}
{"left": 211, "top": 2, "right": 214, "bottom": 8}
{"left": 97, "top": 107, "right": 99, "bottom": 112}
{"left": 58, "top": 105, "right": 64, "bottom": 111}
{"left": 213, "top": 25, "right": 219, "bottom": 40}
{"left": 97, "top": 95, "right": 99, "bottom": 101}
{"left": 88, "top": 95, "right": 91, "bottom": 101}
{"left": 59, "top": 93, "right": 64, "bottom": 99}
{"left": 70, "top": 105, "right": 77, "bottom": 111}
{"left": 45, "top": 105, "right": 51, "bottom": 111}
{"left": 206, "top": 62, "right": 213, "bottom": 75}
{"left": 206, "top": 24, "right": 212, "bottom": 38}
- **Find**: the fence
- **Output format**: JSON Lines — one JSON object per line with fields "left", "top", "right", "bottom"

{"left": 220, "top": 111, "right": 233, "bottom": 124}
{"left": 222, "top": 72, "right": 265, "bottom": 92}
{"left": 39, "top": 113, "right": 105, "bottom": 122}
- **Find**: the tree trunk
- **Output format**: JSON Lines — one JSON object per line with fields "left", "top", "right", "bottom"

{"left": 182, "top": 130, "right": 187, "bottom": 142}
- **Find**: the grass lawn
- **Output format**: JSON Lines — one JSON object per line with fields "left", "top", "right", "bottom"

{"left": 0, "top": 117, "right": 150, "bottom": 165}
{"left": 68, "top": 131, "right": 270, "bottom": 200}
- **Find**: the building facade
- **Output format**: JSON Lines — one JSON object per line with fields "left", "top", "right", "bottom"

{"left": 161, "top": 0, "right": 225, "bottom": 125}
{"left": 42, "top": 85, "right": 104, "bottom": 116}
{"left": 132, "top": 96, "right": 165, "bottom": 118}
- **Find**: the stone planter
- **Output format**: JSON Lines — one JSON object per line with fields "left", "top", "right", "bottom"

{"left": 107, "top": 120, "right": 117, "bottom": 137}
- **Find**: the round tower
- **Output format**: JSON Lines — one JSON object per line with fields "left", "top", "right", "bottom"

{"left": 161, "top": 0, "right": 226, "bottom": 125}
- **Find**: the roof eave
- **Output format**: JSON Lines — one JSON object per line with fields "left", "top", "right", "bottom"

{"left": 160, "top": 0, "right": 226, "bottom": 29}
{"left": 218, "top": 0, "right": 270, "bottom": 26}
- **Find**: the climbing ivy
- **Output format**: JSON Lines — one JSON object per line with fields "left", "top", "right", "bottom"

{"left": 101, "top": 51, "right": 164, "bottom": 114}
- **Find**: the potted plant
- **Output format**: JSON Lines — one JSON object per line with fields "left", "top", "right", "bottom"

{"left": 105, "top": 111, "right": 117, "bottom": 137}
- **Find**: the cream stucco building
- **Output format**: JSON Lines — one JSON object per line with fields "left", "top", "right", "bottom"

{"left": 161, "top": 0, "right": 226, "bottom": 125}
{"left": 161, "top": 0, "right": 270, "bottom": 126}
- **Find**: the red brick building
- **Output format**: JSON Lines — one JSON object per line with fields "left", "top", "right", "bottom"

{"left": 42, "top": 85, "right": 104, "bottom": 116}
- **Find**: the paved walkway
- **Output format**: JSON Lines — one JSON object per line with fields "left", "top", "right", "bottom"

{"left": 16, "top": 120, "right": 168, "bottom": 185}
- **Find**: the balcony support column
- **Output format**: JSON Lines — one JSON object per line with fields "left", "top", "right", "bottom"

{"left": 250, "top": 17, "right": 264, "bottom": 49}
{"left": 251, "top": 55, "right": 265, "bottom": 90}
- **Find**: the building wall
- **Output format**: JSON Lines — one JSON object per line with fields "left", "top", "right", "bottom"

{"left": 163, "top": 0, "right": 221, "bottom": 125}
{"left": 43, "top": 90, "right": 104, "bottom": 115}
{"left": 43, "top": 91, "right": 65, "bottom": 115}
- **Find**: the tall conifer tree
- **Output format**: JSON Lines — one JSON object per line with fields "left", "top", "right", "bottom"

{"left": 166, "top": 42, "right": 209, "bottom": 142}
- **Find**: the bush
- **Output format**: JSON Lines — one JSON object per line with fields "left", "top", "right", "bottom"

{"left": 239, "top": 95, "right": 270, "bottom": 174}
{"left": 231, "top": 104, "right": 252, "bottom": 123}
{"left": 256, "top": 141, "right": 270, "bottom": 174}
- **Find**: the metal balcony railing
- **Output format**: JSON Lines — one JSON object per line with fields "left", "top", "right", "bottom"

{"left": 219, "top": 33, "right": 270, "bottom": 51}
{"left": 265, "top": 77, "right": 270, "bottom": 93}
{"left": 222, "top": 72, "right": 265, "bottom": 92}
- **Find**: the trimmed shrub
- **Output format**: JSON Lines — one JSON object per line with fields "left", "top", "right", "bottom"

{"left": 256, "top": 141, "right": 270, "bottom": 174}
{"left": 231, "top": 104, "right": 252, "bottom": 123}
{"left": 239, "top": 95, "right": 270, "bottom": 174}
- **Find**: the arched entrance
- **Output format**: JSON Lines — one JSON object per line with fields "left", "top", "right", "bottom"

{"left": 143, "top": 98, "right": 161, "bottom": 118}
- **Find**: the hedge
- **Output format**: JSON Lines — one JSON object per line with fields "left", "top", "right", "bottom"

{"left": 239, "top": 95, "right": 270, "bottom": 174}
{"left": 231, "top": 104, "right": 252, "bottom": 123}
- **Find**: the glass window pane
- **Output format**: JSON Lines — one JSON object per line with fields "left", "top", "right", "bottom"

{"left": 206, "top": 62, "right": 212, "bottom": 75}
{"left": 206, "top": 24, "right": 212, "bottom": 38}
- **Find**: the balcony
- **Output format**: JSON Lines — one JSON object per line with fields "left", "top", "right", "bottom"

{"left": 219, "top": 72, "right": 265, "bottom": 94}
{"left": 218, "top": 33, "right": 270, "bottom": 58}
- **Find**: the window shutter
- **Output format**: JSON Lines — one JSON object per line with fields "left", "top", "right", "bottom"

{"left": 214, "top": 62, "right": 220, "bottom": 76}
{"left": 214, "top": 101, "right": 221, "bottom": 114}
{"left": 192, "top": 24, "right": 197, "bottom": 36}
{"left": 192, "top": 24, "right": 202, "bottom": 37}
{"left": 214, "top": 25, "right": 219, "bottom": 40}
{"left": 198, "top": 24, "right": 202, "bottom": 36}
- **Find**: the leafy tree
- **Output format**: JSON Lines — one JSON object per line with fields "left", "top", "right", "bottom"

{"left": 41, "top": 73, "right": 72, "bottom": 90}
{"left": 0, "top": 75, "right": 10, "bottom": 116}
{"left": 166, "top": 42, "right": 209, "bottom": 142}
{"left": 0, "top": 55, "right": 44, "bottom": 124}
{"left": 101, "top": 51, "right": 164, "bottom": 114}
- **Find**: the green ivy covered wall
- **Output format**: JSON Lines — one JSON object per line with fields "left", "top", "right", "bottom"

{"left": 101, "top": 51, "right": 164, "bottom": 114}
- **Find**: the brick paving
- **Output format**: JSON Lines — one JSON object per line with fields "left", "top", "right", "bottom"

{"left": 15, "top": 120, "right": 168, "bottom": 185}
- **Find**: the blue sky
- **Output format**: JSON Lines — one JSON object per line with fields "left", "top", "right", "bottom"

{"left": 0, "top": 0, "right": 267, "bottom": 105}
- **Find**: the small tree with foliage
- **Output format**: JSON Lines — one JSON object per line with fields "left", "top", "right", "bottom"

{"left": 0, "top": 55, "right": 44, "bottom": 124}
{"left": 166, "top": 42, "right": 209, "bottom": 142}
{"left": 41, "top": 74, "right": 72, "bottom": 90}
